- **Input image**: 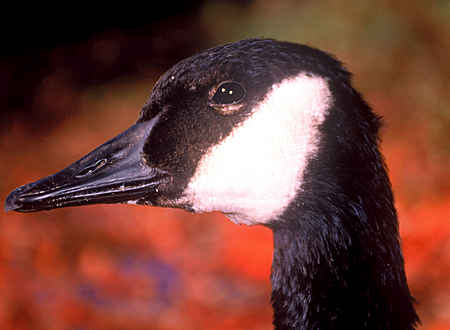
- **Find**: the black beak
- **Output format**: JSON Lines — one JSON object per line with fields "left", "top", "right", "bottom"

{"left": 5, "top": 113, "right": 168, "bottom": 212}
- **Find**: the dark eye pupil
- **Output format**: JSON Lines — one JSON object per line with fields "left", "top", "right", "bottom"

{"left": 212, "top": 82, "right": 245, "bottom": 105}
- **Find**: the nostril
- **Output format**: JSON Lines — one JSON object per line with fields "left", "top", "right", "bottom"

{"left": 75, "top": 159, "right": 108, "bottom": 178}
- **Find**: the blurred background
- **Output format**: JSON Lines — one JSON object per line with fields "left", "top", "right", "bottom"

{"left": 1, "top": 0, "right": 449, "bottom": 329}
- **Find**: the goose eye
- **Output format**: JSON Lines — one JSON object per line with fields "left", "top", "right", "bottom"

{"left": 211, "top": 81, "right": 246, "bottom": 105}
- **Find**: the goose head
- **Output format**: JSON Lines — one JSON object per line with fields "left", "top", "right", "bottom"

{"left": 5, "top": 38, "right": 419, "bottom": 329}
{"left": 6, "top": 38, "right": 343, "bottom": 226}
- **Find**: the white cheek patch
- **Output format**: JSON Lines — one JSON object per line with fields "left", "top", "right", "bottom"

{"left": 178, "top": 73, "right": 331, "bottom": 225}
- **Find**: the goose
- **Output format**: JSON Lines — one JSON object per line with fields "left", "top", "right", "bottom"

{"left": 5, "top": 38, "right": 419, "bottom": 329}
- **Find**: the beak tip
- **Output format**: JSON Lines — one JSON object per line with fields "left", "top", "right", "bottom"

{"left": 5, "top": 190, "right": 22, "bottom": 212}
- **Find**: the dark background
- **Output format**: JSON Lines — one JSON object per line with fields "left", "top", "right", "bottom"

{"left": 1, "top": 1, "right": 449, "bottom": 329}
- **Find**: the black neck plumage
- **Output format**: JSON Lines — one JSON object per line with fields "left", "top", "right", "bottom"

{"left": 268, "top": 156, "right": 419, "bottom": 329}
{"left": 270, "top": 221, "right": 417, "bottom": 329}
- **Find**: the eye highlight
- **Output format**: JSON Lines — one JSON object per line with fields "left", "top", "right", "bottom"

{"left": 210, "top": 81, "right": 246, "bottom": 105}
